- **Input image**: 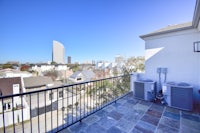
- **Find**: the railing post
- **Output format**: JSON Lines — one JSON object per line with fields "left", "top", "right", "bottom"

{"left": 12, "top": 96, "right": 15, "bottom": 133}
{"left": 2, "top": 98, "right": 6, "bottom": 133}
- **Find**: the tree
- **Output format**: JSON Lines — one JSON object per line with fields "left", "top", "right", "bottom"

{"left": 51, "top": 61, "right": 57, "bottom": 65}
{"left": 112, "top": 67, "right": 118, "bottom": 76}
{"left": 43, "top": 70, "right": 59, "bottom": 80}
{"left": 68, "top": 63, "right": 81, "bottom": 72}
{"left": 2, "top": 64, "right": 13, "bottom": 69}
{"left": 20, "top": 65, "right": 30, "bottom": 71}
{"left": 125, "top": 56, "right": 145, "bottom": 72}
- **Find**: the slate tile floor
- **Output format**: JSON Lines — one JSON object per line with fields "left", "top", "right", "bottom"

{"left": 59, "top": 93, "right": 200, "bottom": 133}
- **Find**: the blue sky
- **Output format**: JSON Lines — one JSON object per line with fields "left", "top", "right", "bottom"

{"left": 0, "top": 0, "right": 196, "bottom": 63}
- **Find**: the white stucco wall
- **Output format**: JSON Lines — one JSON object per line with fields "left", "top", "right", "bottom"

{"left": 143, "top": 28, "right": 200, "bottom": 100}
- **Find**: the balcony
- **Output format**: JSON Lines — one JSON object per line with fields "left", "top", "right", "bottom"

{"left": 0, "top": 75, "right": 200, "bottom": 133}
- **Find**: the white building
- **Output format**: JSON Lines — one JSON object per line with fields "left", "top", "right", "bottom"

{"left": 32, "top": 64, "right": 69, "bottom": 72}
{"left": 52, "top": 40, "right": 65, "bottom": 64}
{"left": 0, "top": 77, "right": 29, "bottom": 128}
{"left": 0, "top": 68, "right": 32, "bottom": 78}
{"left": 69, "top": 70, "right": 95, "bottom": 83}
{"left": 95, "top": 62, "right": 117, "bottom": 70}
{"left": 140, "top": 0, "right": 200, "bottom": 102}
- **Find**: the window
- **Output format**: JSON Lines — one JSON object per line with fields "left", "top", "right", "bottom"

{"left": 77, "top": 78, "right": 82, "bottom": 81}
{"left": 49, "top": 92, "right": 54, "bottom": 100}
{"left": 59, "top": 91, "right": 63, "bottom": 98}
{"left": 194, "top": 41, "right": 200, "bottom": 52}
{"left": 8, "top": 103, "right": 11, "bottom": 109}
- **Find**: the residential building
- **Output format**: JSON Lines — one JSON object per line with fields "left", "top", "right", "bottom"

{"left": 52, "top": 40, "right": 65, "bottom": 64}
{"left": 0, "top": 68, "right": 32, "bottom": 78}
{"left": 23, "top": 76, "right": 55, "bottom": 91}
{"left": 0, "top": 77, "right": 26, "bottom": 112}
{"left": 140, "top": 0, "right": 200, "bottom": 103}
{"left": 23, "top": 76, "right": 78, "bottom": 118}
{"left": 69, "top": 70, "right": 95, "bottom": 83}
{"left": 0, "top": 77, "right": 30, "bottom": 128}
{"left": 31, "top": 64, "right": 69, "bottom": 78}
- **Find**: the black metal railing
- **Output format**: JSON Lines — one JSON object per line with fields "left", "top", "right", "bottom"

{"left": 0, "top": 75, "right": 131, "bottom": 133}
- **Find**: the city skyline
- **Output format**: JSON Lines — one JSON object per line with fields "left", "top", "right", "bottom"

{"left": 0, "top": 0, "right": 196, "bottom": 63}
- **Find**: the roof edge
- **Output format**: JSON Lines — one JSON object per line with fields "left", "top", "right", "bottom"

{"left": 140, "top": 25, "right": 193, "bottom": 39}
{"left": 193, "top": 0, "right": 200, "bottom": 28}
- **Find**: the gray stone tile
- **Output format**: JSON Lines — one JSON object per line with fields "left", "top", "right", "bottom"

{"left": 163, "top": 111, "right": 180, "bottom": 120}
{"left": 97, "top": 117, "right": 117, "bottom": 129}
{"left": 117, "top": 99, "right": 127, "bottom": 104}
{"left": 115, "top": 105, "right": 131, "bottom": 115}
{"left": 130, "top": 128, "right": 143, "bottom": 133}
{"left": 135, "top": 120, "right": 156, "bottom": 133}
{"left": 180, "top": 124, "right": 200, "bottom": 133}
{"left": 112, "top": 102, "right": 122, "bottom": 108}
{"left": 58, "top": 128, "right": 71, "bottom": 133}
{"left": 123, "top": 94, "right": 133, "bottom": 101}
{"left": 181, "top": 118, "right": 200, "bottom": 130}
{"left": 107, "top": 126, "right": 125, "bottom": 133}
{"left": 127, "top": 99, "right": 139, "bottom": 105}
{"left": 165, "top": 106, "right": 180, "bottom": 114}
{"left": 82, "top": 115, "right": 100, "bottom": 126}
{"left": 107, "top": 110, "right": 123, "bottom": 120}
{"left": 116, "top": 118, "right": 135, "bottom": 132}
{"left": 160, "top": 117, "right": 180, "bottom": 129}
{"left": 124, "top": 109, "right": 144, "bottom": 122}
{"left": 139, "top": 100, "right": 152, "bottom": 106}
{"left": 68, "top": 122, "right": 87, "bottom": 133}
{"left": 123, "top": 102, "right": 136, "bottom": 109}
{"left": 95, "top": 110, "right": 108, "bottom": 118}
{"left": 141, "top": 114, "right": 160, "bottom": 126}
{"left": 85, "top": 123, "right": 106, "bottom": 133}
{"left": 146, "top": 109, "right": 162, "bottom": 118}
{"left": 103, "top": 105, "right": 115, "bottom": 112}
{"left": 133, "top": 103, "right": 150, "bottom": 112}
{"left": 181, "top": 111, "right": 200, "bottom": 122}
{"left": 156, "top": 123, "right": 179, "bottom": 133}
{"left": 149, "top": 104, "right": 165, "bottom": 113}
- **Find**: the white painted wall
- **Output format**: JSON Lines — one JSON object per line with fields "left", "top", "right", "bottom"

{"left": 143, "top": 28, "right": 200, "bottom": 101}
{"left": 0, "top": 107, "right": 30, "bottom": 128}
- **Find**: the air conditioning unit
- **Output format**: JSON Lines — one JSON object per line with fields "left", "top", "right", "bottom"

{"left": 134, "top": 80, "right": 156, "bottom": 101}
{"left": 162, "top": 82, "right": 193, "bottom": 111}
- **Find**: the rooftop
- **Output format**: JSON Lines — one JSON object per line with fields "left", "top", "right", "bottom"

{"left": 140, "top": 22, "right": 193, "bottom": 39}
{"left": 60, "top": 92, "right": 200, "bottom": 133}
{"left": 23, "top": 76, "right": 53, "bottom": 89}
{"left": 0, "top": 77, "right": 22, "bottom": 96}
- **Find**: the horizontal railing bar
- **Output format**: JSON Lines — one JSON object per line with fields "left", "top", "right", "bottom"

{"left": 0, "top": 74, "right": 131, "bottom": 99}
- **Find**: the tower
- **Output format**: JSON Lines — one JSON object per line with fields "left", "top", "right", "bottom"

{"left": 67, "top": 56, "right": 71, "bottom": 64}
{"left": 52, "top": 40, "right": 65, "bottom": 64}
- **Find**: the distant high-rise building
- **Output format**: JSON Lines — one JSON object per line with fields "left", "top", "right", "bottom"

{"left": 67, "top": 56, "right": 71, "bottom": 64}
{"left": 52, "top": 40, "right": 65, "bottom": 64}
